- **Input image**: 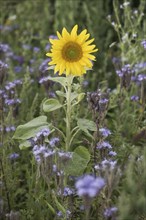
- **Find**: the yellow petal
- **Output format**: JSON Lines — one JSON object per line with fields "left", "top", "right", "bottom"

{"left": 62, "top": 28, "right": 70, "bottom": 39}
{"left": 74, "top": 62, "right": 82, "bottom": 74}
{"left": 80, "top": 57, "right": 92, "bottom": 67}
{"left": 49, "top": 39, "right": 56, "bottom": 44}
{"left": 46, "top": 52, "right": 53, "bottom": 57}
{"left": 71, "top": 25, "right": 78, "bottom": 40}
{"left": 59, "top": 62, "right": 66, "bottom": 75}
{"left": 54, "top": 64, "right": 60, "bottom": 73}
{"left": 65, "top": 63, "right": 71, "bottom": 75}
{"left": 82, "top": 38, "right": 95, "bottom": 46}
{"left": 82, "top": 44, "right": 96, "bottom": 51}
{"left": 76, "top": 33, "right": 90, "bottom": 44}
{"left": 84, "top": 53, "right": 96, "bottom": 60}
{"left": 89, "top": 48, "right": 98, "bottom": 53}
{"left": 49, "top": 61, "right": 55, "bottom": 65}
{"left": 57, "top": 31, "right": 62, "bottom": 39}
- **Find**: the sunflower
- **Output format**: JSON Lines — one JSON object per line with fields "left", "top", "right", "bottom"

{"left": 46, "top": 25, "right": 98, "bottom": 76}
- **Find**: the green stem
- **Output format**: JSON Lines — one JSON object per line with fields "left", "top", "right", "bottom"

{"left": 65, "top": 76, "right": 73, "bottom": 151}
{"left": 69, "top": 128, "right": 80, "bottom": 147}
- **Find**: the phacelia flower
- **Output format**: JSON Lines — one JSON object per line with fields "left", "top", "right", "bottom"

{"left": 108, "top": 150, "right": 117, "bottom": 156}
{"left": 141, "top": 40, "right": 146, "bottom": 49}
{"left": 104, "top": 207, "right": 118, "bottom": 218}
{"left": 130, "top": 95, "right": 139, "bottom": 101}
{"left": 95, "top": 159, "right": 117, "bottom": 171}
{"left": 49, "top": 137, "right": 60, "bottom": 147}
{"left": 46, "top": 25, "right": 98, "bottom": 76}
{"left": 9, "top": 153, "right": 19, "bottom": 160}
{"left": 99, "top": 127, "right": 111, "bottom": 137}
{"left": 58, "top": 187, "right": 74, "bottom": 197}
{"left": 97, "top": 141, "right": 112, "bottom": 150}
{"left": 75, "top": 175, "right": 105, "bottom": 198}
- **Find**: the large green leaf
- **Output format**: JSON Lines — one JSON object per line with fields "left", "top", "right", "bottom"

{"left": 64, "top": 146, "right": 90, "bottom": 176}
{"left": 19, "top": 140, "right": 31, "bottom": 150}
{"left": 77, "top": 118, "right": 97, "bottom": 139}
{"left": 77, "top": 118, "right": 97, "bottom": 132}
{"left": 13, "top": 116, "right": 49, "bottom": 140}
{"left": 48, "top": 76, "right": 67, "bottom": 88}
{"left": 43, "top": 98, "right": 62, "bottom": 112}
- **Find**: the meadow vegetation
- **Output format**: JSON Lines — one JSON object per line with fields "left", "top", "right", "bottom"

{"left": 0, "top": 0, "right": 146, "bottom": 219}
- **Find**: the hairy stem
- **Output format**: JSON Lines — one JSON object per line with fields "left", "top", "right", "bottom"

{"left": 65, "top": 76, "right": 73, "bottom": 151}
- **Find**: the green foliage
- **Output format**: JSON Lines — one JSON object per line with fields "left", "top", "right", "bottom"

{"left": 13, "top": 116, "right": 50, "bottom": 140}
{"left": 118, "top": 148, "right": 146, "bottom": 220}
{"left": 43, "top": 98, "right": 63, "bottom": 112}
{"left": 77, "top": 118, "right": 97, "bottom": 140}
{"left": 0, "top": 0, "right": 146, "bottom": 219}
{"left": 64, "top": 146, "right": 90, "bottom": 176}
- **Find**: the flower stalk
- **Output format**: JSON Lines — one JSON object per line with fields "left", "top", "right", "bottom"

{"left": 65, "top": 75, "right": 73, "bottom": 151}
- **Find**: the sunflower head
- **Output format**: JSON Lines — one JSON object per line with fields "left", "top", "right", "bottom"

{"left": 46, "top": 25, "right": 98, "bottom": 76}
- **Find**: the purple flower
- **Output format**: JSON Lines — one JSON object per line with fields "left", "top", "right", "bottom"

{"left": 82, "top": 80, "right": 89, "bottom": 87}
{"left": 0, "top": 43, "right": 11, "bottom": 53}
{"left": 57, "top": 170, "right": 64, "bottom": 176}
{"left": 33, "top": 47, "right": 40, "bottom": 53}
{"left": 49, "top": 35, "right": 58, "bottom": 39}
{"left": 99, "top": 98, "right": 108, "bottom": 104}
{"left": 112, "top": 57, "right": 121, "bottom": 64}
{"left": 13, "top": 79, "right": 22, "bottom": 85}
{"left": 44, "top": 150, "right": 55, "bottom": 158}
{"left": 39, "top": 76, "right": 50, "bottom": 84}
{"left": 5, "top": 98, "right": 21, "bottom": 106}
{"left": 0, "top": 60, "right": 8, "bottom": 71}
{"left": 58, "top": 187, "right": 74, "bottom": 196}
{"left": 108, "top": 151, "right": 117, "bottom": 156}
{"left": 45, "top": 44, "right": 50, "bottom": 51}
{"left": 137, "top": 74, "right": 146, "bottom": 81}
{"left": 104, "top": 207, "right": 118, "bottom": 218}
{"left": 39, "top": 59, "right": 51, "bottom": 74}
{"left": 14, "top": 66, "right": 22, "bottom": 73}
{"left": 141, "top": 40, "right": 146, "bottom": 49}
{"left": 5, "top": 80, "right": 22, "bottom": 91}
{"left": 75, "top": 175, "right": 105, "bottom": 198}
{"left": 97, "top": 141, "right": 112, "bottom": 150}
{"left": 95, "top": 159, "right": 117, "bottom": 171}
{"left": 0, "top": 89, "right": 4, "bottom": 95}
{"left": 134, "top": 62, "right": 146, "bottom": 71}
{"left": 5, "top": 82, "right": 15, "bottom": 90}
{"left": 13, "top": 55, "right": 24, "bottom": 65}
{"left": 57, "top": 210, "right": 71, "bottom": 218}
{"left": 58, "top": 151, "right": 73, "bottom": 160}
{"left": 49, "top": 137, "right": 60, "bottom": 147}
{"left": 99, "top": 128, "right": 111, "bottom": 137}
{"left": 1, "top": 126, "right": 15, "bottom": 133}
{"left": 32, "top": 144, "right": 55, "bottom": 161}
{"left": 52, "top": 164, "right": 57, "bottom": 172}
{"left": 34, "top": 128, "right": 50, "bottom": 142}
{"left": 9, "top": 153, "right": 19, "bottom": 160}
{"left": 130, "top": 95, "right": 139, "bottom": 101}
{"left": 48, "top": 91, "right": 56, "bottom": 98}
{"left": 116, "top": 64, "right": 133, "bottom": 77}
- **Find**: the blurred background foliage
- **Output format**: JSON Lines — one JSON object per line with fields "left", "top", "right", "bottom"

{"left": 0, "top": 0, "right": 140, "bottom": 89}
{"left": 1, "top": 0, "right": 145, "bottom": 90}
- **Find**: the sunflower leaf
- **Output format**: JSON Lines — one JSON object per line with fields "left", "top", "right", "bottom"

{"left": 64, "top": 146, "right": 90, "bottom": 176}
{"left": 77, "top": 118, "right": 97, "bottom": 131}
{"left": 13, "top": 116, "right": 49, "bottom": 140}
{"left": 43, "top": 98, "right": 62, "bottom": 112}
{"left": 48, "top": 77, "right": 67, "bottom": 88}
